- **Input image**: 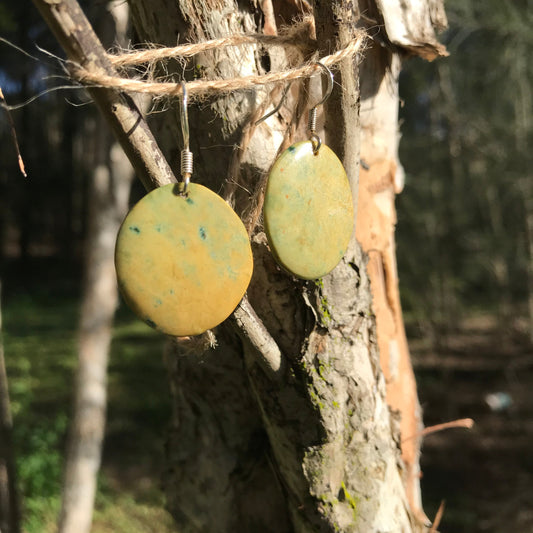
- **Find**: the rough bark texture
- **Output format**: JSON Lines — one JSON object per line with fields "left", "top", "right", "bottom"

{"left": 375, "top": 0, "right": 447, "bottom": 59}
{"left": 58, "top": 5, "right": 134, "bottom": 532}
{"left": 357, "top": 49, "right": 426, "bottom": 521}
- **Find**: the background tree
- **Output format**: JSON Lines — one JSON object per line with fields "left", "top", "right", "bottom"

{"left": 58, "top": 2, "right": 134, "bottom": 532}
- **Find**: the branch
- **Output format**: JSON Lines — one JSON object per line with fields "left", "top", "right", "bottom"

{"left": 402, "top": 418, "right": 475, "bottom": 443}
{"left": 230, "top": 297, "right": 284, "bottom": 381}
{"left": 32, "top": 0, "right": 176, "bottom": 191}
{"left": 421, "top": 418, "right": 474, "bottom": 437}
{"left": 428, "top": 500, "right": 445, "bottom": 533}
{"left": 34, "top": 0, "right": 285, "bottom": 380}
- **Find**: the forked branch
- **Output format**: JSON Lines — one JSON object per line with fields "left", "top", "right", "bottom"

{"left": 32, "top": 0, "right": 284, "bottom": 378}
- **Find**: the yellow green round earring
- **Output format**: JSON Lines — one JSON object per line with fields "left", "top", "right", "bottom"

{"left": 261, "top": 63, "right": 354, "bottom": 280}
{"left": 114, "top": 83, "right": 253, "bottom": 336}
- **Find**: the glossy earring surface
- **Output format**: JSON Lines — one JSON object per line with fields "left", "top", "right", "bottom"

{"left": 115, "top": 183, "right": 253, "bottom": 335}
{"left": 264, "top": 141, "right": 353, "bottom": 280}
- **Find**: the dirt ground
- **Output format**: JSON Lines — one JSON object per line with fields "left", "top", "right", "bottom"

{"left": 411, "top": 315, "right": 533, "bottom": 532}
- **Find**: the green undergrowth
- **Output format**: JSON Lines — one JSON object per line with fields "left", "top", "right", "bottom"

{"left": 2, "top": 259, "right": 176, "bottom": 533}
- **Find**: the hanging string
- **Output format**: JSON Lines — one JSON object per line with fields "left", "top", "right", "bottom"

{"left": 70, "top": 30, "right": 366, "bottom": 100}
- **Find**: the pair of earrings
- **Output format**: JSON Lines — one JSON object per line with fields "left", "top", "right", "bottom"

{"left": 115, "top": 65, "right": 353, "bottom": 337}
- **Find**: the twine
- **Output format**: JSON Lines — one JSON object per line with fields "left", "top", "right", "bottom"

{"left": 108, "top": 32, "right": 316, "bottom": 68}
{"left": 71, "top": 31, "right": 366, "bottom": 99}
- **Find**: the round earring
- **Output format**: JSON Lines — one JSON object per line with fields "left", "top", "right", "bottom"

{"left": 260, "top": 64, "right": 354, "bottom": 280}
{"left": 115, "top": 83, "right": 253, "bottom": 336}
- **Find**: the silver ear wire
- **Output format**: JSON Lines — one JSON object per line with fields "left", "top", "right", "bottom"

{"left": 179, "top": 81, "right": 193, "bottom": 194}
{"left": 309, "top": 62, "right": 334, "bottom": 110}
{"left": 255, "top": 83, "right": 292, "bottom": 126}
{"left": 254, "top": 62, "right": 334, "bottom": 154}
{"left": 308, "top": 62, "right": 334, "bottom": 155}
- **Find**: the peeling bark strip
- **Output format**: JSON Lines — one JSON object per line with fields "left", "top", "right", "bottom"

{"left": 376, "top": 0, "right": 448, "bottom": 60}
{"left": 357, "top": 0, "right": 446, "bottom": 522}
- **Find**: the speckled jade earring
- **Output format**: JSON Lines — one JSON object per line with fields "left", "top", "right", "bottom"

{"left": 260, "top": 63, "right": 354, "bottom": 280}
{"left": 114, "top": 83, "right": 253, "bottom": 336}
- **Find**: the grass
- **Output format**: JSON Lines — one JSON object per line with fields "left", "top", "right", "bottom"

{"left": 1, "top": 258, "right": 177, "bottom": 533}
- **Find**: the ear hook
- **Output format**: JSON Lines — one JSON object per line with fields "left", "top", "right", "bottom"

{"left": 308, "top": 62, "right": 334, "bottom": 155}
{"left": 255, "top": 62, "right": 334, "bottom": 127}
{"left": 255, "top": 83, "right": 292, "bottom": 126}
{"left": 310, "top": 62, "right": 334, "bottom": 110}
{"left": 179, "top": 81, "right": 193, "bottom": 195}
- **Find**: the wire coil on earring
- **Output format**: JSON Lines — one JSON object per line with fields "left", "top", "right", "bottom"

{"left": 307, "top": 62, "right": 333, "bottom": 154}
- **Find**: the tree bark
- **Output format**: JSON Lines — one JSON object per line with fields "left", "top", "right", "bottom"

{"left": 57, "top": 4, "right": 134, "bottom": 532}
{"left": 128, "top": 1, "right": 435, "bottom": 531}
{"left": 356, "top": 33, "right": 428, "bottom": 527}
{"left": 349, "top": 0, "right": 446, "bottom": 520}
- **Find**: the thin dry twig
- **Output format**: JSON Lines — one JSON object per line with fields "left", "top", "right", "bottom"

{"left": 421, "top": 418, "right": 474, "bottom": 437}
{"left": 428, "top": 500, "right": 445, "bottom": 533}
{"left": 402, "top": 418, "right": 475, "bottom": 443}
{"left": 0, "top": 87, "right": 27, "bottom": 177}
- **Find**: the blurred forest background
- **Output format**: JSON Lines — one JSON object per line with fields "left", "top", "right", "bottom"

{"left": 0, "top": 0, "right": 532, "bottom": 532}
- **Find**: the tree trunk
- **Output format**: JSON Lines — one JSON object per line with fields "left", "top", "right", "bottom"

{"left": 57, "top": 3, "right": 134, "bottom": 532}
{"left": 0, "top": 280, "right": 21, "bottom": 533}
{"left": 127, "top": 1, "right": 443, "bottom": 532}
